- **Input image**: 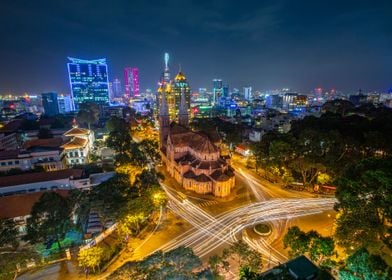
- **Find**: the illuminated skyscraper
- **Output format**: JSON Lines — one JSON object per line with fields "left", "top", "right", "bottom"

{"left": 58, "top": 94, "right": 74, "bottom": 113}
{"left": 243, "top": 86, "right": 252, "bottom": 101}
{"left": 112, "top": 78, "right": 122, "bottom": 98}
{"left": 169, "top": 70, "right": 190, "bottom": 119}
{"left": 124, "top": 68, "right": 140, "bottom": 99}
{"left": 163, "top": 52, "right": 170, "bottom": 84}
{"left": 67, "top": 57, "right": 110, "bottom": 110}
{"left": 212, "top": 79, "right": 223, "bottom": 105}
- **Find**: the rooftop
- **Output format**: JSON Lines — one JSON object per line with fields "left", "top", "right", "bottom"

{"left": 0, "top": 169, "right": 84, "bottom": 188}
{"left": 23, "top": 137, "right": 64, "bottom": 150}
{"left": 0, "top": 149, "right": 20, "bottom": 160}
{"left": 64, "top": 127, "right": 90, "bottom": 136}
{"left": 0, "top": 190, "right": 69, "bottom": 219}
{"left": 61, "top": 137, "right": 88, "bottom": 149}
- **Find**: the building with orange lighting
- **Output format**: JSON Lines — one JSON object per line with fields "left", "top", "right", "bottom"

{"left": 159, "top": 89, "right": 235, "bottom": 197}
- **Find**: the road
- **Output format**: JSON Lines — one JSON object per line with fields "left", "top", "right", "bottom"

{"left": 18, "top": 155, "right": 336, "bottom": 279}
{"left": 160, "top": 183, "right": 335, "bottom": 262}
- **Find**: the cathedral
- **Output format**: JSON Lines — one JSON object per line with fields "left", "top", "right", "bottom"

{"left": 159, "top": 88, "right": 235, "bottom": 197}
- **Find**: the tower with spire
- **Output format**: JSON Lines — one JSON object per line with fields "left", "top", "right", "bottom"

{"left": 178, "top": 88, "right": 189, "bottom": 127}
{"left": 159, "top": 88, "right": 170, "bottom": 149}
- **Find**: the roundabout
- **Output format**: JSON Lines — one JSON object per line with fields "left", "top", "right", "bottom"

{"left": 253, "top": 223, "right": 272, "bottom": 236}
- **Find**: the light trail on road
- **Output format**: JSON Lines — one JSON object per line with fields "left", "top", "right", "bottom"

{"left": 160, "top": 183, "right": 336, "bottom": 258}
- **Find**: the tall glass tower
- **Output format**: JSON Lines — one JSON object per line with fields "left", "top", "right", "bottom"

{"left": 124, "top": 67, "right": 140, "bottom": 98}
{"left": 67, "top": 57, "right": 110, "bottom": 110}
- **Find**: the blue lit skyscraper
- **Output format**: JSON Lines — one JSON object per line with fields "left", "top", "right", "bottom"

{"left": 212, "top": 79, "right": 223, "bottom": 105}
{"left": 67, "top": 57, "right": 110, "bottom": 110}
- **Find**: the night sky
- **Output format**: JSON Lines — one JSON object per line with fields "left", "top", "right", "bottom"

{"left": 1, "top": 0, "right": 391, "bottom": 94}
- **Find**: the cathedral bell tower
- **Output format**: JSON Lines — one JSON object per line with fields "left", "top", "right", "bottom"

{"left": 178, "top": 88, "right": 189, "bottom": 127}
{"left": 159, "top": 88, "right": 170, "bottom": 149}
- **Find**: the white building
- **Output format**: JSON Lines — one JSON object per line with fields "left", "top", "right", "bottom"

{"left": 58, "top": 94, "right": 74, "bottom": 113}
{"left": 244, "top": 87, "right": 252, "bottom": 101}
{"left": 61, "top": 127, "right": 94, "bottom": 166}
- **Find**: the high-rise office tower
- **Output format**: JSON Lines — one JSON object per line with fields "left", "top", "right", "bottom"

{"left": 67, "top": 57, "right": 110, "bottom": 110}
{"left": 58, "top": 94, "right": 74, "bottom": 114}
{"left": 112, "top": 78, "right": 122, "bottom": 98}
{"left": 223, "top": 85, "right": 229, "bottom": 98}
{"left": 124, "top": 68, "right": 140, "bottom": 98}
{"left": 170, "top": 69, "right": 191, "bottom": 119}
{"left": 244, "top": 87, "right": 252, "bottom": 101}
{"left": 212, "top": 79, "right": 223, "bottom": 105}
{"left": 41, "top": 92, "right": 59, "bottom": 116}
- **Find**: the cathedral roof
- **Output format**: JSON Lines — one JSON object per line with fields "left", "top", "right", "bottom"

{"left": 195, "top": 174, "right": 211, "bottom": 182}
{"left": 210, "top": 170, "right": 234, "bottom": 182}
{"left": 183, "top": 170, "right": 196, "bottom": 179}
{"left": 169, "top": 126, "right": 219, "bottom": 154}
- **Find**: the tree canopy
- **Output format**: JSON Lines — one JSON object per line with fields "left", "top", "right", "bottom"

{"left": 77, "top": 102, "right": 100, "bottom": 129}
{"left": 112, "top": 246, "right": 205, "bottom": 280}
{"left": 105, "top": 116, "right": 147, "bottom": 167}
{"left": 338, "top": 248, "right": 391, "bottom": 280}
{"left": 0, "top": 218, "right": 19, "bottom": 249}
{"left": 283, "top": 226, "right": 336, "bottom": 265}
{"left": 334, "top": 158, "right": 392, "bottom": 250}
{"left": 24, "top": 192, "right": 71, "bottom": 250}
{"left": 250, "top": 108, "right": 392, "bottom": 188}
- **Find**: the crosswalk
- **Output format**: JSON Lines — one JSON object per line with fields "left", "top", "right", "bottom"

{"left": 196, "top": 200, "right": 220, "bottom": 207}
{"left": 194, "top": 192, "right": 250, "bottom": 208}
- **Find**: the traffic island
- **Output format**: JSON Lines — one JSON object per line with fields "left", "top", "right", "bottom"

{"left": 253, "top": 223, "right": 272, "bottom": 236}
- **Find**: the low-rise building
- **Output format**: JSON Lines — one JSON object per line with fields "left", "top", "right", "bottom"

{"left": 62, "top": 127, "right": 94, "bottom": 166}
{"left": 0, "top": 169, "right": 85, "bottom": 196}
{"left": 0, "top": 138, "right": 65, "bottom": 172}
{"left": 0, "top": 190, "right": 69, "bottom": 234}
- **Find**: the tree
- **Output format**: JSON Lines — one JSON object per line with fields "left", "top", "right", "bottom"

{"left": 322, "top": 99, "right": 354, "bottom": 116}
{"left": 338, "top": 248, "right": 390, "bottom": 280}
{"left": 239, "top": 266, "right": 258, "bottom": 280}
{"left": 334, "top": 158, "right": 392, "bottom": 249}
{"left": 24, "top": 192, "right": 71, "bottom": 250}
{"left": 90, "top": 174, "right": 131, "bottom": 220}
{"left": 284, "top": 227, "right": 336, "bottom": 264}
{"left": 283, "top": 226, "right": 311, "bottom": 257}
{"left": 116, "top": 247, "right": 205, "bottom": 280}
{"left": 210, "top": 240, "right": 262, "bottom": 278}
{"left": 139, "top": 139, "right": 161, "bottom": 164}
{"left": 0, "top": 218, "right": 19, "bottom": 248}
{"left": 78, "top": 246, "right": 104, "bottom": 273}
{"left": 309, "top": 234, "right": 335, "bottom": 264}
{"left": 106, "top": 116, "right": 148, "bottom": 167}
{"left": 77, "top": 102, "right": 99, "bottom": 129}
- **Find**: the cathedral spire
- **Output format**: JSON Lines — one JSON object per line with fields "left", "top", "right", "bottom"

{"left": 159, "top": 88, "right": 170, "bottom": 149}
{"left": 160, "top": 88, "right": 169, "bottom": 117}
{"left": 178, "top": 88, "right": 189, "bottom": 127}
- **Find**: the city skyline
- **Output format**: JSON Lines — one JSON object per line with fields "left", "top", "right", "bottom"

{"left": 1, "top": 0, "right": 392, "bottom": 94}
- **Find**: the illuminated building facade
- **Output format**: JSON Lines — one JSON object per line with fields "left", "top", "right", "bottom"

{"left": 67, "top": 57, "right": 110, "bottom": 110}
{"left": 169, "top": 71, "right": 191, "bottom": 119}
{"left": 244, "top": 86, "right": 252, "bottom": 101}
{"left": 124, "top": 67, "right": 139, "bottom": 98}
{"left": 163, "top": 52, "right": 170, "bottom": 83}
{"left": 212, "top": 79, "right": 223, "bottom": 105}
{"left": 58, "top": 94, "right": 74, "bottom": 113}
{"left": 112, "top": 78, "right": 122, "bottom": 98}
{"left": 159, "top": 89, "right": 235, "bottom": 197}
{"left": 157, "top": 53, "right": 190, "bottom": 119}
